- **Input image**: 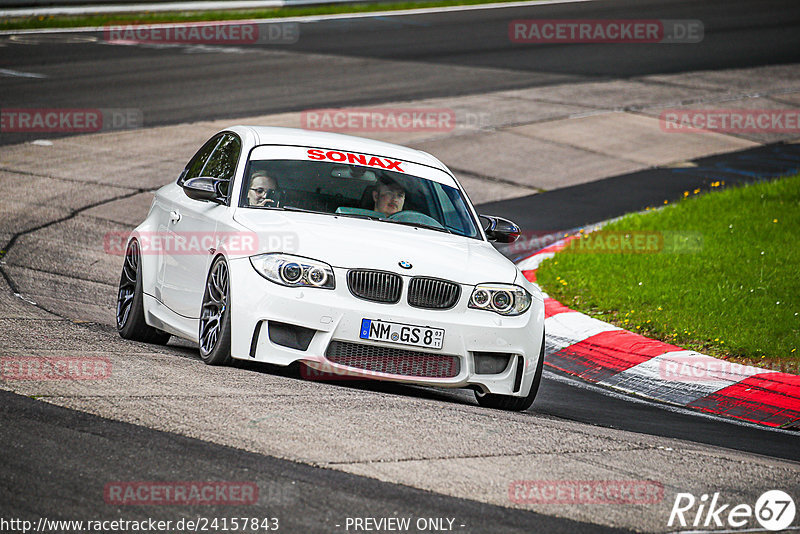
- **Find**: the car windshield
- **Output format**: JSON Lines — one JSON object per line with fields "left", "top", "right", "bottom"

{"left": 240, "top": 159, "right": 481, "bottom": 239}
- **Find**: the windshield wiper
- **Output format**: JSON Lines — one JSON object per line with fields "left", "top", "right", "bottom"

{"left": 382, "top": 219, "right": 454, "bottom": 235}
{"left": 283, "top": 205, "right": 321, "bottom": 213}
{"left": 251, "top": 205, "right": 324, "bottom": 215}
{"left": 334, "top": 212, "right": 382, "bottom": 221}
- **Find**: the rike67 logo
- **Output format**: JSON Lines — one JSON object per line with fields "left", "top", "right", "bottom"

{"left": 668, "top": 490, "right": 796, "bottom": 531}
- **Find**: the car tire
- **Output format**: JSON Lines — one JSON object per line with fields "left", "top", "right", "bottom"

{"left": 474, "top": 333, "right": 545, "bottom": 412}
{"left": 117, "top": 239, "right": 171, "bottom": 345}
{"left": 199, "top": 256, "right": 232, "bottom": 366}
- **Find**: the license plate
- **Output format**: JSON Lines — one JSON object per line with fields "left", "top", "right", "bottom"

{"left": 359, "top": 319, "right": 444, "bottom": 350}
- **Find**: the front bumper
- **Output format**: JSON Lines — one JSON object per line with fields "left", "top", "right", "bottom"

{"left": 228, "top": 257, "right": 544, "bottom": 397}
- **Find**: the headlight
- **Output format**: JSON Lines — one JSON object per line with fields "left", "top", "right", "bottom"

{"left": 249, "top": 253, "right": 335, "bottom": 289}
{"left": 468, "top": 284, "right": 531, "bottom": 315}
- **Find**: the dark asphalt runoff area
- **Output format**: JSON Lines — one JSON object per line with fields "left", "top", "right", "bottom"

{"left": 1, "top": 389, "right": 622, "bottom": 534}
{"left": 483, "top": 142, "right": 800, "bottom": 260}
{"left": 1, "top": 0, "right": 799, "bottom": 531}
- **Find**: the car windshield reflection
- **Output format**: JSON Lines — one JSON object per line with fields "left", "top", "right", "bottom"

{"left": 240, "top": 160, "right": 479, "bottom": 239}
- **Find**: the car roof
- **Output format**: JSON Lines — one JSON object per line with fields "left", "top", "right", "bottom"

{"left": 230, "top": 125, "right": 450, "bottom": 173}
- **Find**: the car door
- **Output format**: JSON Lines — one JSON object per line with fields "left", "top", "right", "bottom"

{"left": 161, "top": 133, "right": 241, "bottom": 318}
{"left": 152, "top": 135, "right": 220, "bottom": 303}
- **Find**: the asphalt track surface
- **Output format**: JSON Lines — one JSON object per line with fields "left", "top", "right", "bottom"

{"left": 1, "top": 390, "right": 620, "bottom": 534}
{"left": 2, "top": 0, "right": 800, "bottom": 532}
{"left": 1, "top": 0, "right": 800, "bottom": 146}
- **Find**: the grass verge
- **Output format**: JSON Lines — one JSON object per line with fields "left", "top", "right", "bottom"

{"left": 536, "top": 174, "right": 800, "bottom": 369}
{"left": 1, "top": 0, "right": 529, "bottom": 31}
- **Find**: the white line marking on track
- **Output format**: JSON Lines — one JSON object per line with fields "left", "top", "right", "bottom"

{"left": 0, "top": 0, "right": 597, "bottom": 35}
{"left": 8, "top": 34, "right": 98, "bottom": 44}
{"left": 0, "top": 67, "right": 47, "bottom": 78}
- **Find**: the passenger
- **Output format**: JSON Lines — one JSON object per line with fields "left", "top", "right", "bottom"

{"left": 247, "top": 171, "right": 278, "bottom": 207}
{"left": 372, "top": 176, "right": 406, "bottom": 217}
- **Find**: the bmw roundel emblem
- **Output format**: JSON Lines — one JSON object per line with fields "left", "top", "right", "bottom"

{"left": 399, "top": 260, "right": 412, "bottom": 269}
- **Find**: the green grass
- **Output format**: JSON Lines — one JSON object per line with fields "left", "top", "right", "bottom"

{"left": 1, "top": 0, "right": 529, "bottom": 31}
{"left": 536, "top": 174, "right": 800, "bottom": 368}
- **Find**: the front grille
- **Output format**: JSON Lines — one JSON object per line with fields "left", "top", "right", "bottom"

{"left": 347, "top": 270, "right": 402, "bottom": 303}
{"left": 408, "top": 277, "right": 460, "bottom": 309}
{"left": 326, "top": 341, "right": 460, "bottom": 378}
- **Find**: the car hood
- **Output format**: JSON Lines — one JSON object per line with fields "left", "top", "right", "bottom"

{"left": 231, "top": 210, "right": 518, "bottom": 286}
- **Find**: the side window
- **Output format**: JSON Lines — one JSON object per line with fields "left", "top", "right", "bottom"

{"left": 179, "top": 135, "right": 221, "bottom": 186}
{"left": 202, "top": 134, "right": 241, "bottom": 182}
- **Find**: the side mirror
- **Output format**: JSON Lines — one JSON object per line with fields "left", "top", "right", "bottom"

{"left": 182, "top": 177, "right": 226, "bottom": 203}
{"left": 480, "top": 215, "right": 521, "bottom": 243}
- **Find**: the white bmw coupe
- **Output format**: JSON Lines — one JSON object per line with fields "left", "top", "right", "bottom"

{"left": 117, "top": 126, "right": 545, "bottom": 410}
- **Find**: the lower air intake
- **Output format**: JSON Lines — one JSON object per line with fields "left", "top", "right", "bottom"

{"left": 325, "top": 341, "right": 460, "bottom": 378}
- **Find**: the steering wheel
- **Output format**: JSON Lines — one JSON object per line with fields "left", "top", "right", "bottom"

{"left": 386, "top": 210, "right": 445, "bottom": 229}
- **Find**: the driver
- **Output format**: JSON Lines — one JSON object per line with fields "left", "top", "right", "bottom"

{"left": 247, "top": 171, "right": 278, "bottom": 207}
{"left": 372, "top": 176, "right": 405, "bottom": 217}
